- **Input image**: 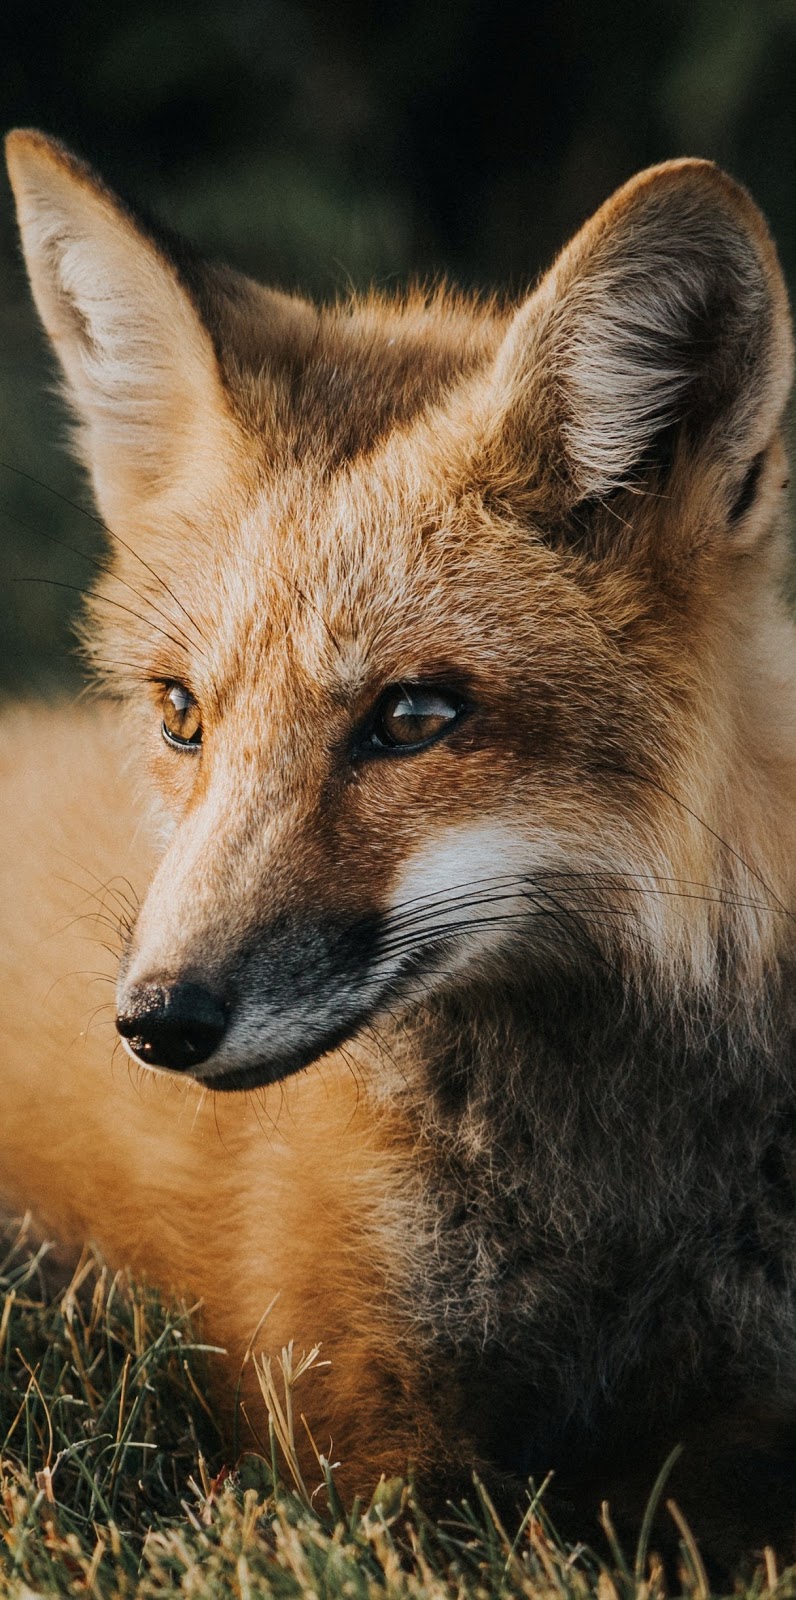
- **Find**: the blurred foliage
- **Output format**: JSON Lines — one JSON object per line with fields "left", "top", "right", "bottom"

{"left": 1, "top": 0, "right": 795, "bottom": 695}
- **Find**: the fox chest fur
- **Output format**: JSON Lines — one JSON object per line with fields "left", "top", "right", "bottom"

{"left": 3, "top": 132, "right": 796, "bottom": 1568}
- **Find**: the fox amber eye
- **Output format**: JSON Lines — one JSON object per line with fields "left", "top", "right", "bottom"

{"left": 370, "top": 685, "right": 464, "bottom": 752}
{"left": 161, "top": 684, "right": 202, "bottom": 750}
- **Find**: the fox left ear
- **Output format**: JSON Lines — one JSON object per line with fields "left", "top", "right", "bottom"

{"left": 6, "top": 129, "right": 237, "bottom": 525}
{"left": 486, "top": 159, "right": 793, "bottom": 537}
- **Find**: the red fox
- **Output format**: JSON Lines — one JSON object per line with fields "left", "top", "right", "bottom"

{"left": 2, "top": 129, "right": 796, "bottom": 1567}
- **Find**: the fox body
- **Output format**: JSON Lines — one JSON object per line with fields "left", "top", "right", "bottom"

{"left": 2, "top": 132, "right": 796, "bottom": 1564}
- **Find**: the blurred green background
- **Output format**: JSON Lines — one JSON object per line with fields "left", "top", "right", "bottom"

{"left": 1, "top": 0, "right": 795, "bottom": 697}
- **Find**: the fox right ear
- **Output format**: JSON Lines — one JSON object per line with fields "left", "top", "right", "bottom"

{"left": 484, "top": 159, "right": 793, "bottom": 537}
{"left": 5, "top": 130, "right": 236, "bottom": 525}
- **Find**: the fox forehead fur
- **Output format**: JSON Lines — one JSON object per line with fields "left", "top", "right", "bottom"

{"left": 4, "top": 129, "right": 796, "bottom": 1563}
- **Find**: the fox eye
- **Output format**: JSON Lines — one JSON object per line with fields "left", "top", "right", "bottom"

{"left": 366, "top": 685, "right": 465, "bottom": 753}
{"left": 161, "top": 684, "right": 202, "bottom": 750}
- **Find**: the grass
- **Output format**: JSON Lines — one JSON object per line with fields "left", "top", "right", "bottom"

{"left": 0, "top": 1217, "right": 792, "bottom": 1600}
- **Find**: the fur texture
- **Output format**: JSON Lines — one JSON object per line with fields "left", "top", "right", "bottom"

{"left": 2, "top": 132, "right": 796, "bottom": 1568}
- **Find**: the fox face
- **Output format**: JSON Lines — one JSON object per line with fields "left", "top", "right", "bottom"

{"left": 7, "top": 132, "right": 795, "bottom": 1092}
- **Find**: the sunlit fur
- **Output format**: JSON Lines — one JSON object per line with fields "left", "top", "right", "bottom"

{"left": 2, "top": 132, "right": 796, "bottom": 1567}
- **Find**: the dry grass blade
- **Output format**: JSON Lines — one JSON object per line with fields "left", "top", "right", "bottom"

{"left": 666, "top": 1499, "right": 710, "bottom": 1600}
{"left": 253, "top": 1341, "right": 330, "bottom": 1507}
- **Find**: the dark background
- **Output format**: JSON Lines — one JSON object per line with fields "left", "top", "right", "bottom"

{"left": 2, "top": 0, "right": 795, "bottom": 696}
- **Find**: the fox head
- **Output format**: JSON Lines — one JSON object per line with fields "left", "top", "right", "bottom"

{"left": 7, "top": 130, "right": 795, "bottom": 1090}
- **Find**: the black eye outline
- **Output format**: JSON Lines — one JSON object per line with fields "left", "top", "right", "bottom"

{"left": 161, "top": 682, "right": 203, "bottom": 752}
{"left": 354, "top": 683, "right": 470, "bottom": 759}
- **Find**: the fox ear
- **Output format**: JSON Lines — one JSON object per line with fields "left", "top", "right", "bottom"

{"left": 488, "top": 159, "right": 793, "bottom": 526}
{"left": 5, "top": 129, "right": 234, "bottom": 524}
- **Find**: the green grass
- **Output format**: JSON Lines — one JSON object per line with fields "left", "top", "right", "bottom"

{"left": 0, "top": 1217, "right": 790, "bottom": 1600}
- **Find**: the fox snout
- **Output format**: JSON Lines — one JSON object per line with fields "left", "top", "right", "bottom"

{"left": 114, "top": 801, "right": 549, "bottom": 1090}
{"left": 114, "top": 905, "right": 388, "bottom": 1091}
{"left": 116, "top": 980, "right": 229, "bottom": 1072}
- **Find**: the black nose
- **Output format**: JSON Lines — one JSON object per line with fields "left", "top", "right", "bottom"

{"left": 116, "top": 981, "right": 228, "bottom": 1072}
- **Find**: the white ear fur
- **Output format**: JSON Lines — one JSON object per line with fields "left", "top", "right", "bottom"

{"left": 6, "top": 130, "right": 231, "bottom": 521}
{"left": 492, "top": 160, "right": 793, "bottom": 505}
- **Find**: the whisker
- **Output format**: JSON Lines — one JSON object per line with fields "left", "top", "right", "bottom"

{"left": 385, "top": 868, "right": 785, "bottom": 933}
{"left": 537, "top": 867, "right": 785, "bottom": 914}
{"left": 53, "top": 857, "right": 140, "bottom": 920}
{"left": 379, "top": 879, "right": 716, "bottom": 958}
{"left": 246, "top": 1086, "right": 283, "bottom": 1141}
{"left": 52, "top": 908, "right": 126, "bottom": 941}
{"left": 244, "top": 1091, "right": 277, "bottom": 1143}
{"left": 544, "top": 881, "right": 781, "bottom": 916}
{"left": 13, "top": 578, "right": 198, "bottom": 661}
{"left": 42, "top": 973, "right": 115, "bottom": 1005}
{"left": 383, "top": 876, "right": 785, "bottom": 968}
{"left": 532, "top": 881, "right": 645, "bottom": 984}
{"left": 211, "top": 1093, "right": 232, "bottom": 1156}
{"left": 336, "top": 1044, "right": 364, "bottom": 1128}
{"left": 54, "top": 857, "right": 139, "bottom": 908}
{"left": 67, "top": 972, "right": 117, "bottom": 985}
{"left": 371, "top": 890, "right": 664, "bottom": 990}
{"left": 0, "top": 460, "right": 208, "bottom": 647}
{"left": 54, "top": 888, "right": 131, "bottom": 930}
{"left": 383, "top": 883, "right": 538, "bottom": 933}
{"left": 1, "top": 501, "right": 200, "bottom": 658}
{"left": 0, "top": 458, "right": 104, "bottom": 522}
{"left": 89, "top": 658, "right": 171, "bottom": 679}
{"left": 371, "top": 907, "right": 551, "bottom": 964}
{"left": 81, "top": 1000, "right": 118, "bottom": 1037}
{"left": 386, "top": 872, "right": 537, "bottom": 920}
{"left": 85, "top": 940, "right": 124, "bottom": 962}
{"left": 378, "top": 889, "right": 531, "bottom": 942}
{"left": 190, "top": 1085, "right": 210, "bottom": 1133}
{"left": 606, "top": 765, "right": 796, "bottom": 927}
